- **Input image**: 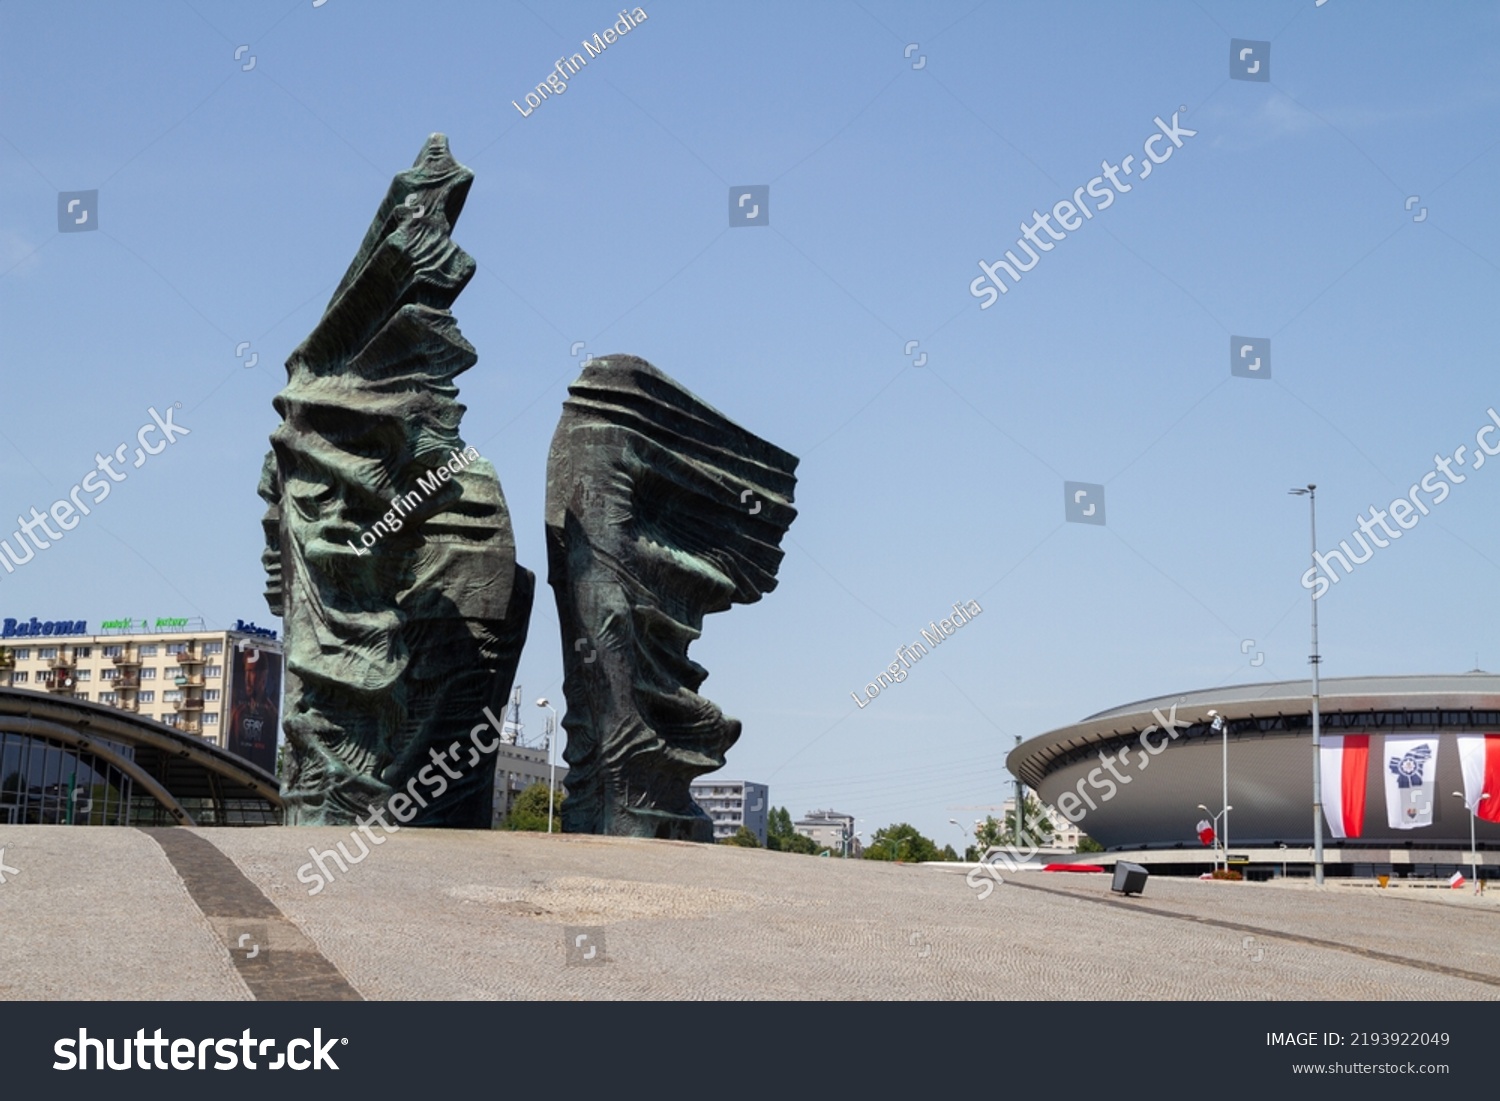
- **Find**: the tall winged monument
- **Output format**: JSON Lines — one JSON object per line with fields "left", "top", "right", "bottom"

{"left": 260, "top": 134, "right": 531, "bottom": 827}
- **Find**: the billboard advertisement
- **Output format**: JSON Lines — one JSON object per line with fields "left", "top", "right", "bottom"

{"left": 226, "top": 640, "right": 281, "bottom": 774}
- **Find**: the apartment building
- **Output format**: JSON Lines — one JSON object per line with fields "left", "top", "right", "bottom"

{"left": 0, "top": 615, "right": 281, "bottom": 771}
{"left": 795, "top": 809, "right": 862, "bottom": 856}
{"left": 689, "top": 779, "right": 769, "bottom": 844}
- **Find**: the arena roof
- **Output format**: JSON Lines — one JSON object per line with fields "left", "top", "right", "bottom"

{"left": 1009, "top": 672, "right": 1500, "bottom": 791}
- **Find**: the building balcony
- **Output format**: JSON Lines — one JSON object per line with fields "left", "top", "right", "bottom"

{"left": 113, "top": 675, "right": 140, "bottom": 690}
{"left": 173, "top": 675, "right": 204, "bottom": 688}
{"left": 110, "top": 654, "right": 141, "bottom": 668}
{"left": 173, "top": 697, "right": 204, "bottom": 712}
{"left": 176, "top": 650, "right": 206, "bottom": 667}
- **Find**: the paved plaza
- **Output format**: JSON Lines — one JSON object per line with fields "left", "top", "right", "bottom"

{"left": 1, "top": 825, "right": 1497, "bottom": 1000}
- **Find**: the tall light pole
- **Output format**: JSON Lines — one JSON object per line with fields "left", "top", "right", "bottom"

{"left": 1013, "top": 734, "right": 1024, "bottom": 847}
{"left": 949, "top": 818, "right": 971, "bottom": 862}
{"left": 877, "top": 829, "right": 905, "bottom": 862}
{"left": 535, "top": 698, "right": 558, "bottom": 834}
{"left": 1208, "top": 710, "right": 1229, "bottom": 867}
{"left": 1454, "top": 790, "right": 1488, "bottom": 890}
{"left": 1291, "top": 485, "right": 1325, "bottom": 885}
{"left": 843, "top": 818, "right": 864, "bottom": 859}
{"left": 1198, "top": 803, "right": 1231, "bottom": 872}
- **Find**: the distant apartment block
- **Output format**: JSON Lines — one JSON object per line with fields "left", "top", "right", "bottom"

{"left": 795, "top": 809, "right": 862, "bottom": 857}
{"left": 491, "top": 742, "right": 569, "bottom": 828}
{"left": 689, "top": 779, "right": 769, "bottom": 844}
{"left": 999, "top": 797, "right": 1082, "bottom": 852}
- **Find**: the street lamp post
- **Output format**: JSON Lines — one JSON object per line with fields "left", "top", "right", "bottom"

{"left": 535, "top": 698, "right": 559, "bottom": 834}
{"left": 1198, "top": 803, "right": 1232, "bottom": 872}
{"left": 1208, "top": 710, "right": 1230, "bottom": 868}
{"left": 1013, "top": 735, "right": 1024, "bottom": 847}
{"left": 843, "top": 818, "right": 864, "bottom": 858}
{"left": 1198, "top": 804, "right": 1215, "bottom": 871}
{"left": 949, "top": 818, "right": 971, "bottom": 863}
{"left": 1290, "top": 485, "right": 1325, "bottom": 885}
{"left": 1453, "top": 790, "right": 1489, "bottom": 891}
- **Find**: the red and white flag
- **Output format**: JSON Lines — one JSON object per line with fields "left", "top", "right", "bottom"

{"left": 1450, "top": 870, "right": 1466, "bottom": 889}
{"left": 1320, "top": 734, "right": 1369, "bottom": 839}
{"left": 1196, "top": 819, "right": 1215, "bottom": 846}
{"left": 1457, "top": 734, "right": 1500, "bottom": 822}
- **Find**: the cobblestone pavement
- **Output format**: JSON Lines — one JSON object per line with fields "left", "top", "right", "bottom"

{"left": 2, "top": 825, "right": 1496, "bottom": 1000}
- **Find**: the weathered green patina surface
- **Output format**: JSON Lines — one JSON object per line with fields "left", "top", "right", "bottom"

{"left": 545, "top": 355, "right": 798, "bottom": 839}
{"left": 261, "top": 135, "right": 531, "bottom": 827}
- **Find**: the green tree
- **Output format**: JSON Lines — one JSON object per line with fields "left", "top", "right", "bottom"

{"left": 721, "top": 825, "right": 761, "bottom": 847}
{"left": 765, "top": 806, "right": 822, "bottom": 855}
{"left": 1076, "top": 834, "right": 1105, "bottom": 853}
{"left": 863, "top": 823, "right": 944, "bottom": 863}
{"left": 775, "top": 831, "right": 822, "bottom": 855}
{"left": 970, "top": 815, "right": 1004, "bottom": 858}
{"left": 1000, "top": 795, "right": 1055, "bottom": 848}
{"left": 502, "top": 781, "right": 566, "bottom": 831}
{"left": 767, "top": 806, "right": 795, "bottom": 839}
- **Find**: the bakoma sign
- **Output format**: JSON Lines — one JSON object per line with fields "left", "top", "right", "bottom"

{"left": 2, "top": 616, "right": 88, "bottom": 638}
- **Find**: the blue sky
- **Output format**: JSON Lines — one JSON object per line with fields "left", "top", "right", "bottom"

{"left": 2, "top": 0, "right": 1497, "bottom": 850}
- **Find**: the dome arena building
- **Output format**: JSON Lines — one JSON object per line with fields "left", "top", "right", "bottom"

{"left": 1006, "top": 673, "right": 1500, "bottom": 879}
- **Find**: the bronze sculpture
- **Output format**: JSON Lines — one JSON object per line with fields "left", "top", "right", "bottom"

{"left": 261, "top": 135, "right": 531, "bottom": 827}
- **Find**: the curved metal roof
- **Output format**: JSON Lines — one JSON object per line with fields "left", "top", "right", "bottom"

{"left": 0, "top": 687, "right": 282, "bottom": 824}
{"left": 1008, "top": 672, "right": 1500, "bottom": 791}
